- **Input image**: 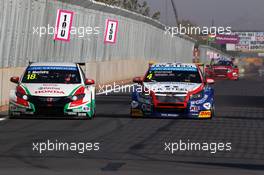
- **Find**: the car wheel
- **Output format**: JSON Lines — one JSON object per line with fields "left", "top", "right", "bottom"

{"left": 210, "top": 104, "right": 215, "bottom": 118}
{"left": 130, "top": 108, "right": 136, "bottom": 118}
{"left": 8, "top": 112, "right": 15, "bottom": 119}
{"left": 8, "top": 106, "right": 15, "bottom": 119}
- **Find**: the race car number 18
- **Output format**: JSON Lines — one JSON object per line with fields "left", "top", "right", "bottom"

{"left": 27, "top": 73, "right": 36, "bottom": 80}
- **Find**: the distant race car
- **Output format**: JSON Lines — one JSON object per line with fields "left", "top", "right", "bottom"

{"left": 9, "top": 62, "right": 96, "bottom": 119}
{"left": 131, "top": 63, "right": 215, "bottom": 119}
{"left": 205, "top": 59, "right": 239, "bottom": 80}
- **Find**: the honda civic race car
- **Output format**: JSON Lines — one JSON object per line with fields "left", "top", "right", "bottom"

{"left": 131, "top": 63, "right": 215, "bottom": 119}
{"left": 205, "top": 59, "right": 239, "bottom": 80}
{"left": 9, "top": 62, "right": 96, "bottom": 119}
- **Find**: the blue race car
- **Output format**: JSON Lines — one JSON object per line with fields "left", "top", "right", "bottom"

{"left": 131, "top": 63, "right": 215, "bottom": 119}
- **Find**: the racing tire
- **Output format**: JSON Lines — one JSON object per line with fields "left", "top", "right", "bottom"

{"left": 130, "top": 108, "right": 137, "bottom": 118}
{"left": 210, "top": 104, "right": 215, "bottom": 119}
{"left": 8, "top": 113, "right": 15, "bottom": 119}
{"left": 8, "top": 106, "right": 15, "bottom": 119}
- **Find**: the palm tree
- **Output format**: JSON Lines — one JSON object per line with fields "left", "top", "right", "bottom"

{"left": 152, "top": 12, "right": 160, "bottom": 20}
{"left": 94, "top": 0, "right": 160, "bottom": 20}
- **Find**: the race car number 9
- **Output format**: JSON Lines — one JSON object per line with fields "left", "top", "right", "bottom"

{"left": 54, "top": 9, "right": 74, "bottom": 42}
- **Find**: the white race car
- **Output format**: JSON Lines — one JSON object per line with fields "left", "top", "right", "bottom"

{"left": 9, "top": 62, "right": 96, "bottom": 119}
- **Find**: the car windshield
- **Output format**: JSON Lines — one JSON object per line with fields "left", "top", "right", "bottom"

{"left": 21, "top": 66, "right": 81, "bottom": 84}
{"left": 144, "top": 68, "right": 202, "bottom": 83}
{"left": 213, "top": 60, "right": 233, "bottom": 66}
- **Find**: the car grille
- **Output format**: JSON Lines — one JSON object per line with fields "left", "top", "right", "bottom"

{"left": 28, "top": 96, "right": 71, "bottom": 115}
{"left": 214, "top": 69, "right": 227, "bottom": 75}
{"left": 155, "top": 93, "right": 186, "bottom": 103}
{"left": 155, "top": 108, "right": 187, "bottom": 114}
{"left": 29, "top": 96, "right": 70, "bottom": 107}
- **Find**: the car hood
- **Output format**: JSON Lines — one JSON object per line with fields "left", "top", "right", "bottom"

{"left": 21, "top": 83, "right": 82, "bottom": 97}
{"left": 212, "top": 66, "right": 230, "bottom": 69}
{"left": 143, "top": 82, "right": 202, "bottom": 93}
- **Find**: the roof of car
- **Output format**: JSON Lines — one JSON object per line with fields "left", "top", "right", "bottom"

{"left": 151, "top": 63, "right": 197, "bottom": 68}
{"left": 29, "top": 62, "right": 77, "bottom": 67}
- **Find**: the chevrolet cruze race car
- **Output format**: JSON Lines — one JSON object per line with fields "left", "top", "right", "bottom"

{"left": 205, "top": 59, "right": 239, "bottom": 80}
{"left": 9, "top": 62, "right": 96, "bottom": 119}
{"left": 131, "top": 63, "right": 215, "bottom": 119}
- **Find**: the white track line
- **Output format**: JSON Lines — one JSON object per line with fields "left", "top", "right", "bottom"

{"left": 0, "top": 117, "right": 8, "bottom": 122}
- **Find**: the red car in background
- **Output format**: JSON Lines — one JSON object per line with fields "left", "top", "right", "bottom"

{"left": 205, "top": 59, "right": 239, "bottom": 80}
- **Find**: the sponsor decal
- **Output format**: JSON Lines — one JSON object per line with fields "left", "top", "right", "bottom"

{"left": 190, "top": 106, "right": 199, "bottom": 112}
{"left": 150, "top": 67, "right": 197, "bottom": 71}
{"left": 161, "top": 113, "right": 179, "bottom": 117}
{"left": 203, "top": 102, "right": 211, "bottom": 110}
{"left": 191, "top": 94, "right": 209, "bottom": 105}
{"left": 131, "top": 101, "right": 139, "bottom": 108}
{"left": 28, "top": 66, "right": 77, "bottom": 71}
{"left": 38, "top": 87, "right": 61, "bottom": 90}
{"left": 199, "top": 111, "right": 211, "bottom": 118}
{"left": 54, "top": 9, "right": 74, "bottom": 41}
{"left": 35, "top": 90, "right": 65, "bottom": 94}
{"left": 104, "top": 19, "right": 118, "bottom": 44}
{"left": 82, "top": 106, "right": 90, "bottom": 111}
{"left": 150, "top": 63, "right": 197, "bottom": 71}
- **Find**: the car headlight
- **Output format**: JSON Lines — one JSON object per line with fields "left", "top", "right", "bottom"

{"left": 70, "top": 94, "right": 85, "bottom": 101}
{"left": 227, "top": 69, "right": 232, "bottom": 73}
{"left": 190, "top": 90, "right": 204, "bottom": 100}
{"left": 22, "top": 95, "right": 28, "bottom": 100}
{"left": 16, "top": 91, "right": 29, "bottom": 100}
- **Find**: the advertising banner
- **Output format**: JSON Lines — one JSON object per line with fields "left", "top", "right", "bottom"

{"left": 54, "top": 9, "right": 74, "bottom": 41}
{"left": 215, "top": 34, "right": 239, "bottom": 44}
{"left": 104, "top": 19, "right": 119, "bottom": 44}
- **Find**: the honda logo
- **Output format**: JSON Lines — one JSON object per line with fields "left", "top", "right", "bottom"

{"left": 46, "top": 98, "right": 53, "bottom": 102}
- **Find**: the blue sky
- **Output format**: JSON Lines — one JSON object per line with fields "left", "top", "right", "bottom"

{"left": 145, "top": 0, "right": 264, "bottom": 31}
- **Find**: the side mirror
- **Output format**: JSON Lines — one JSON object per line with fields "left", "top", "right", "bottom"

{"left": 206, "top": 78, "right": 215, "bottom": 84}
{"left": 10, "top": 76, "right": 19, "bottom": 84}
{"left": 133, "top": 77, "right": 143, "bottom": 84}
{"left": 85, "top": 79, "right": 95, "bottom": 85}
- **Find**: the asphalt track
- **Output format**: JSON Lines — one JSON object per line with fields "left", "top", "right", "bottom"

{"left": 0, "top": 75, "right": 264, "bottom": 175}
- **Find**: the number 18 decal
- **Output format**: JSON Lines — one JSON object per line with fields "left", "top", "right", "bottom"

{"left": 54, "top": 9, "right": 74, "bottom": 42}
{"left": 104, "top": 19, "right": 118, "bottom": 44}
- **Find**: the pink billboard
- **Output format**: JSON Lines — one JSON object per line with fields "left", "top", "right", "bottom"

{"left": 215, "top": 34, "right": 239, "bottom": 44}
